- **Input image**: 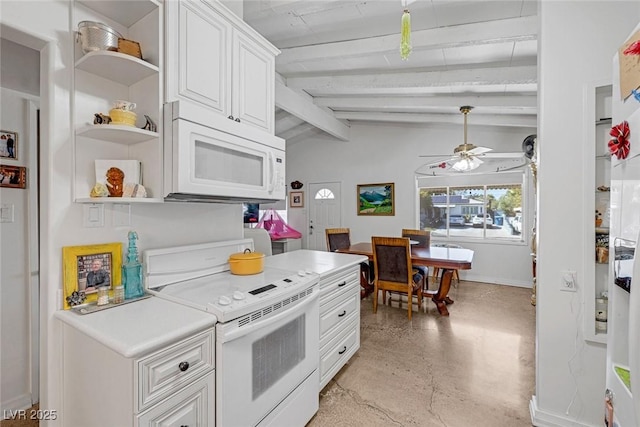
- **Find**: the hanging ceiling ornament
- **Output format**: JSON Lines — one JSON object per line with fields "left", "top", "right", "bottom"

{"left": 399, "top": 3, "right": 412, "bottom": 60}
{"left": 609, "top": 120, "right": 630, "bottom": 160}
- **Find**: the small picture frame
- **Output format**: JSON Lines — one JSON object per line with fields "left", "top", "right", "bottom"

{"left": 0, "top": 130, "right": 18, "bottom": 160}
{"left": 290, "top": 191, "right": 304, "bottom": 208}
{"left": 357, "top": 182, "right": 395, "bottom": 216}
{"left": 0, "top": 165, "right": 26, "bottom": 189}
{"left": 62, "top": 243, "right": 122, "bottom": 309}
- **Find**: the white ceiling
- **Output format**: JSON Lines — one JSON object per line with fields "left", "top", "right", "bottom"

{"left": 242, "top": 0, "right": 539, "bottom": 142}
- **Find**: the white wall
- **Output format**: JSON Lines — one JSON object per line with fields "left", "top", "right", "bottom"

{"left": 0, "top": 1, "right": 246, "bottom": 424}
{"left": 286, "top": 121, "right": 535, "bottom": 287}
{"left": 1, "top": 39, "right": 40, "bottom": 96}
{"left": 0, "top": 89, "right": 35, "bottom": 411}
{"left": 534, "top": 2, "right": 640, "bottom": 426}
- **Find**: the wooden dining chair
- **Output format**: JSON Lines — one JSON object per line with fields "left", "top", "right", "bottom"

{"left": 326, "top": 228, "right": 373, "bottom": 297}
{"left": 325, "top": 228, "right": 352, "bottom": 252}
{"left": 371, "top": 236, "right": 423, "bottom": 320}
{"left": 401, "top": 228, "right": 430, "bottom": 292}
{"left": 431, "top": 243, "right": 462, "bottom": 286}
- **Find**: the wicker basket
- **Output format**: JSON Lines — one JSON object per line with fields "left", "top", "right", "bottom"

{"left": 77, "top": 21, "right": 123, "bottom": 54}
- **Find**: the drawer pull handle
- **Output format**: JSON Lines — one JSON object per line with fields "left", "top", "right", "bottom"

{"left": 338, "top": 310, "right": 347, "bottom": 317}
{"left": 228, "top": 115, "right": 234, "bottom": 120}
{"left": 338, "top": 346, "right": 347, "bottom": 355}
{"left": 234, "top": 117, "right": 241, "bottom": 122}
{"left": 338, "top": 281, "right": 347, "bottom": 287}
{"left": 178, "top": 361, "right": 190, "bottom": 372}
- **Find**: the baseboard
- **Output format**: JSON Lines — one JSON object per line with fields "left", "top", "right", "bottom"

{"left": 529, "top": 396, "right": 594, "bottom": 427}
{"left": 1, "top": 393, "right": 33, "bottom": 413}
{"left": 460, "top": 273, "right": 533, "bottom": 288}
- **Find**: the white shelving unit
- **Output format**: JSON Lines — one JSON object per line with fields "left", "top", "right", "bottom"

{"left": 72, "top": 0, "right": 162, "bottom": 203}
{"left": 584, "top": 82, "right": 612, "bottom": 344}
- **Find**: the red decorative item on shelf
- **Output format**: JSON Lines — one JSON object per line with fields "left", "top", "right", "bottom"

{"left": 623, "top": 40, "right": 640, "bottom": 55}
{"left": 609, "top": 121, "right": 630, "bottom": 160}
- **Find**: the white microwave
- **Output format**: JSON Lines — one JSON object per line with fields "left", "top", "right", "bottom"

{"left": 163, "top": 101, "right": 286, "bottom": 203}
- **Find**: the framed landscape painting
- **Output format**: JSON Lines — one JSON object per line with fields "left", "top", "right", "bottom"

{"left": 357, "top": 183, "right": 394, "bottom": 216}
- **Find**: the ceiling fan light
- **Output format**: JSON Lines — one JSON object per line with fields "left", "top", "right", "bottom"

{"left": 451, "top": 157, "right": 480, "bottom": 172}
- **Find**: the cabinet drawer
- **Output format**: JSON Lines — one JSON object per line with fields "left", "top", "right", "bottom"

{"left": 320, "top": 309, "right": 357, "bottom": 350}
{"left": 320, "top": 293, "right": 358, "bottom": 338}
{"left": 319, "top": 269, "right": 359, "bottom": 305}
{"left": 137, "top": 329, "right": 214, "bottom": 412}
{"left": 137, "top": 372, "right": 214, "bottom": 427}
{"left": 320, "top": 319, "right": 358, "bottom": 387}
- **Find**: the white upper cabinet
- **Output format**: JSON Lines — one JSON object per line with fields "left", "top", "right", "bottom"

{"left": 165, "top": 0, "right": 279, "bottom": 135}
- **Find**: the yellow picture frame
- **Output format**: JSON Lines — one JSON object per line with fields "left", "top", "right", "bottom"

{"left": 62, "top": 243, "right": 122, "bottom": 310}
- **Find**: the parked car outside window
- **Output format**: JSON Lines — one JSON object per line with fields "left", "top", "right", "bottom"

{"left": 472, "top": 214, "right": 493, "bottom": 228}
{"left": 449, "top": 215, "right": 466, "bottom": 226}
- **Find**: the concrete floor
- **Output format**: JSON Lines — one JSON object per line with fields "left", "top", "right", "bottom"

{"left": 308, "top": 280, "right": 536, "bottom": 427}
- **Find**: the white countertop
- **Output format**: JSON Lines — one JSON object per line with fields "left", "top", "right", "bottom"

{"left": 55, "top": 296, "right": 217, "bottom": 358}
{"left": 264, "top": 249, "right": 368, "bottom": 276}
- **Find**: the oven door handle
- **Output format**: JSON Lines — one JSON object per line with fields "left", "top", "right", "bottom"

{"left": 220, "top": 289, "right": 318, "bottom": 343}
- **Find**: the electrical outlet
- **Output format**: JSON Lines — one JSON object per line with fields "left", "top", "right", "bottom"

{"left": 560, "top": 270, "right": 577, "bottom": 292}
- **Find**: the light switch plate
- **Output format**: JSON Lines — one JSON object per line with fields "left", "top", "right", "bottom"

{"left": 83, "top": 204, "right": 104, "bottom": 228}
{"left": 0, "top": 204, "right": 14, "bottom": 223}
{"left": 113, "top": 203, "right": 131, "bottom": 227}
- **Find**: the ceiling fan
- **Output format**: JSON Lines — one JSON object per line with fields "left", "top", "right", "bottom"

{"left": 416, "top": 106, "right": 527, "bottom": 175}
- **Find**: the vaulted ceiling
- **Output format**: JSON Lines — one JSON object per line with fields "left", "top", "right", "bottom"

{"left": 243, "top": 0, "right": 539, "bottom": 143}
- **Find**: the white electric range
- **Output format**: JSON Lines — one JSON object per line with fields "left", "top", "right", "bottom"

{"left": 144, "top": 239, "right": 320, "bottom": 427}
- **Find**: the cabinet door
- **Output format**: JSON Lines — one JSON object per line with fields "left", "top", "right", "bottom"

{"left": 137, "top": 372, "right": 214, "bottom": 427}
{"left": 232, "top": 30, "right": 275, "bottom": 134}
{"left": 166, "top": 0, "right": 231, "bottom": 117}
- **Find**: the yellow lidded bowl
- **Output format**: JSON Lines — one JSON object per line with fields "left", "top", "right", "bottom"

{"left": 228, "top": 249, "right": 265, "bottom": 275}
{"left": 109, "top": 108, "right": 137, "bottom": 126}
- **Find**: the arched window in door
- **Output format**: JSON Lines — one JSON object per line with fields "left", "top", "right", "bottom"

{"left": 314, "top": 188, "right": 335, "bottom": 200}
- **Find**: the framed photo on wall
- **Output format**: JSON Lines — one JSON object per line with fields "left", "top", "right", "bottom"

{"left": 290, "top": 191, "right": 304, "bottom": 208}
{"left": 0, "top": 165, "right": 26, "bottom": 189}
{"left": 357, "top": 182, "right": 395, "bottom": 216}
{"left": 0, "top": 130, "right": 18, "bottom": 160}
{"left": 62, "top": 243, "right": 123, "bottom": 309}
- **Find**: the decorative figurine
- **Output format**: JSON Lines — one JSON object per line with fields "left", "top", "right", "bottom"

{"left": 90, "top": 182, "right": 109, "bottom": 198}
{"left": 122, "top": 231, "right": 144, "bottom": 300}
{"left": 142, "top": 115, "right": 157, "bottom": 132}
{"left": 106, "top": 167, "right": 125, "bottom": 197}
{"left": 66, "top": 290, "right": 86, "bottom": 307}
{"left": 122, "top": 183, "right": 147, "bottom": 198}
{"left": 93, "top": 113, "right": 112, "bottom": 125}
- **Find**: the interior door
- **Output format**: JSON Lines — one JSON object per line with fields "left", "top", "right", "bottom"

{"left": 308, "top": 182, "right": 342, "bottom": 251}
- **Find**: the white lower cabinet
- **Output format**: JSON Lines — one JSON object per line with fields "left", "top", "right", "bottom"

{"left": 318, "top": 265, "right": 361, "bottom": 390}
{"left": 62, "top": 324, "right": 215, "bottom": 427}
{"left": 137, "top": 373, "right": 214, "bottom": 427}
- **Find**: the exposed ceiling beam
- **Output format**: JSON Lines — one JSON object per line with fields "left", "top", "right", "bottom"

{"left": 280, "top": 123, "right": 316, "bottom": 141}
{"left": 275, "top": 114, "right": 305, "bottom": 134}
{"left": 277, "top": 16, "right": 537, "bottom": 65}
{"left": 314, "top": 95, "right": 537, "bottom": 113}
{"left": 333, "top": 111, "right": 537, "bottom": 128}
{"left": 275, "top": 80, "right": 351, "bottom": 141}
{"left": 286, "top": 65, "right": 537, "bottom": 95}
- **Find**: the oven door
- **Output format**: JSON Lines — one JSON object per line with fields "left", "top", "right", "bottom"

{"left": 216, "top": 286, "right": 319, "bottom": 427}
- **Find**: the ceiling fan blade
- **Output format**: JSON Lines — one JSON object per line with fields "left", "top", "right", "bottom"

{"left": 491, "top": 157, "right": 529, "bottom": 172}
{"left": 480, "top": 152, "right": 526, "bottom": 159}
{"left": 418, "top": 153, "right": 458, "bottom": 158}
{"left": 470, "top": 157, "right": 484, "bottom": 167}
{"left": 468, "top": 146, "right": 492, "bottom": 155}
{"left": 415, "top": 157, "right": 458, "bottom": 175}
